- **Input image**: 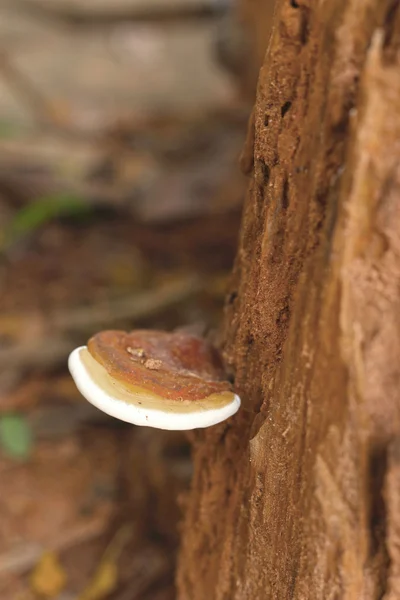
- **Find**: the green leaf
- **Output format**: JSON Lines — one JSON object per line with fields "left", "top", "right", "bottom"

{"left": 0, "top": 119, "right": 24, "bottom": 139}
{"left": 2, "top": 193, "right": 92, "bottom": 250}
{"left": 0, "top": 413, "right": 33, "bottom": 459}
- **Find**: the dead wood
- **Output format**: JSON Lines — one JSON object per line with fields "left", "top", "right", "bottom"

{"left": 177, "top": 0, "right": 400, "bottom": 598}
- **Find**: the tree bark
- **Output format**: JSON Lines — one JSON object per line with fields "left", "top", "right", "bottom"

{"left": 177, "top": 0, "right": 400, "bottom": 598}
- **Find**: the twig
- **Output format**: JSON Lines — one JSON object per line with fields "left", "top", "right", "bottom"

{"left": 0, "top": 514, "right": 112, "bottom": 575}
{"left": 110, "top": 545, "right": 173, "bottom": 600}
{"left": 0, "top": 277, "right": 201, "bottom": 372}
{"left": 4, "top": 0, "right": 229, "bottom": 27}
{"left": 0, "top": 50, "right": 54, "bottom": 126}
{"left": 53, "top": 276, "right": 201, "bottom": 331}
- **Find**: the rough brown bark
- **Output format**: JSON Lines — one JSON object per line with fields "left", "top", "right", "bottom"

{"left": 177, "top": 0, "right": 400, "bottom": 598}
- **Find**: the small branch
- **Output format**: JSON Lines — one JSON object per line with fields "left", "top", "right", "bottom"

{"left": 0, "top": 277, "right": 201, "bottom": 372}
{"left": 0, "top": 50, "right": 55, "bottom": 126}
{"left": 4, "top": 0, "right": 229, "bottom": 27}
{"left": 0, "top": 513, "right": 112, "bottom": 575}
{"left": 53, "top": 276, "right": 201, "bottom": 332}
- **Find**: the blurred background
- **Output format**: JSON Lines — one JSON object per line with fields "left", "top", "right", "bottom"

{"left": 0, "top": 0, "right": 274, "bottom": 598}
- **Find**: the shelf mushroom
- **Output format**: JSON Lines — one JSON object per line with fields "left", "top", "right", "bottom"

{"left": 68, "top": 330, "right": 240, "bottom": 430}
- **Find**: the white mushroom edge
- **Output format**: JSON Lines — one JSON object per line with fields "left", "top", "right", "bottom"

{"left": 68, "top": 346, "right": 241, "bottom": 430}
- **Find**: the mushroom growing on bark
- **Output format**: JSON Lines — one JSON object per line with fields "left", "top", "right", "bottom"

{"left": 68, "top": 330, "right": 240, "bottom": 430}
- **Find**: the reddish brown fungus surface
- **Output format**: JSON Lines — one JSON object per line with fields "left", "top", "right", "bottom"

{"left": 87, "top": 330, "right": 233, "bottom": 401}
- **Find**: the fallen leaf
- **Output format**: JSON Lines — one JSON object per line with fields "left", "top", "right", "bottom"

{"left": 78, "top": 559, "right": 117, "bottom": 600}
{"left": 30, "top": 552, "right": 66, "bottom": 598}
{"left": 78, "top": 524, "right": 132, "bottom": 600}
{"left": 0, "top": 413, "right": 33, "bottom": 460}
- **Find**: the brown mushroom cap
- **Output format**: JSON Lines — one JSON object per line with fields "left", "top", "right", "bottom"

{"left": 88, "top": 330, "right": 233, "bottom": 402}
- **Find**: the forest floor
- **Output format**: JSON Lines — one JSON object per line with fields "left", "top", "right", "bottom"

{"left": 0, "top": 0, "right": 249, "bottom": 597}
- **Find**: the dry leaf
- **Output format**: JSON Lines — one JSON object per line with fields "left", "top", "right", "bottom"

{"left": 78, "top": 560, "right": 117, "bottom": 600}
{"left": 78, "top": 524, "right": 132, "bottom": 600}
{"left": 30, "top": 551, "right": 66, "bottom": 598}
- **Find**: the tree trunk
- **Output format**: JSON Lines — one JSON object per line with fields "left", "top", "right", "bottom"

{"left": 177, "top": 0, "right": 400, "bottom": 598}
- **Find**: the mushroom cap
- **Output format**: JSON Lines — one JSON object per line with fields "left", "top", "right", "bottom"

{"left": 68, "top": 330, "right": 240, "bottom": 430}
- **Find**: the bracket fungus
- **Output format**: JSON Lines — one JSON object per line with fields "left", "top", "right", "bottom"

{"left": 68, "top": 330, "right": 240, "bottom": 430}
